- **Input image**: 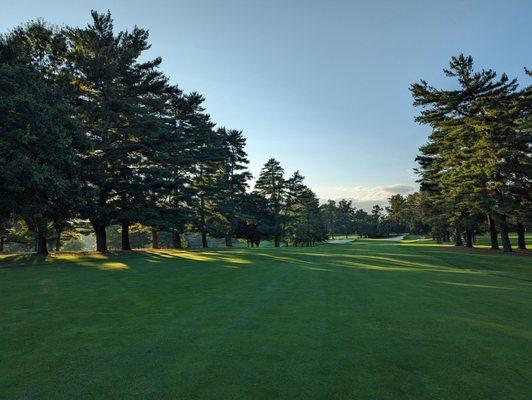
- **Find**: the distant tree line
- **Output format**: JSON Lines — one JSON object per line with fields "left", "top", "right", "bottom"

{"left": 405, "top": 55, "right": 531, "bottom": 252}
{"left": 320, "top": 200, "right": 400, "bottom": 238}
{"left": 0, "top": 11, "right": 327, "bottom": 255}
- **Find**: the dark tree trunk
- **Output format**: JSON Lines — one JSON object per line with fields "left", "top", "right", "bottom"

{"left": 516, "top": 220, "right": 527, "bottom": 250}
{"left": 465, "top": 229, "right": 474, "bottom": 248}
{"left": 55, "top": 230, "right": 61, "bottom": 252}
{"left": 172, "top": 230, "right": 182, "bottom": 249}
{"left": 498, "top": 215, "right": 513, "bottom": 253}
{"left": 121, "top": 222, "right": 131, "bottom": 251}
{"left": 92, "top": 223, "right": 108, "bottom": 253}
{"left": 225, "top": 234, "right": 232, "bottom": 247}
{"left": 151, "top": 227, "right": 159, "bottom": 249}
{"left": 199, "top": 194, "right": 208, "bottom": 248}
{"left": 0, "top": 236, "right": 4, "bottom": 252}
{"left": 454, "top": 220, "right": 463, "bottom": 246}
{"left": 36, "top": 230, "right": 48, "bottom": 256}
{"left": 488, "top": 215, "right": 499, "bottom": 250}
{"left": 274, "top": 234, "right": 280, "bottom": 248}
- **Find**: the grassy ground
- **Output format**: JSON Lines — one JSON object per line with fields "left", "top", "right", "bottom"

{"left": 1, "top": 240, "right": 531, "bottom": 399}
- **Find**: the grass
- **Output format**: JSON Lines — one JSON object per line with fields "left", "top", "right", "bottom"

{"left": 1, "top": 240, "right": 531, "bottom": 399}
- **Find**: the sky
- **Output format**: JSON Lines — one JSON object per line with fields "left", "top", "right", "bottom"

{"left": 2, "top": 0, "right": 531, "bottom": 209}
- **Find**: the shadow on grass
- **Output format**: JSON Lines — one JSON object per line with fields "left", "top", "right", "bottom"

{"left": 1, "top": 240, "right": 531, "bottom": 285}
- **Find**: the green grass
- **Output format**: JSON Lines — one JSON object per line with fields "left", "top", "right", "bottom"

{"left": 1, "top": 240, "right": 531, "bottom": 399}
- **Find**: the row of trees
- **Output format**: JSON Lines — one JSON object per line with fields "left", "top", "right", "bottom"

{"left": 407, "top": 55, "right": 531, "bottom": 252}
{"left": 320, "top": 200, "right": 403, "bottom": 238}
{"left": 0, "top": 11, "right": 326, "bottom": 255}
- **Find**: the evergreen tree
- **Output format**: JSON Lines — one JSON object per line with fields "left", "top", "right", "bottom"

{"left": 411, "top": 54, "right": 527, "bottom": 252}
{"left": 211, "top": 128, "right": 252, "bottom": 246}
{"left": 185, "top": 93, "right": 220, "bottom": 248}
{"left": 0, "top": 22, "right": 83, "bottom": 255}
{"left": 336, "top": 199, "right": 355, "bottom": 237}
{"left": 66, "top": 11, "right": 171, "bottom": 251}
{"left": 255, "top": 158, "right": 285, "bottom": 247}
{"left": 319, "top": 200, "right": 339, "bottom": 238}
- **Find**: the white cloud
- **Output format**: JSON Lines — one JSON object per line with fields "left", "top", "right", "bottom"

{"left": 315, "top": 183, "right": 417, "bottom": 202}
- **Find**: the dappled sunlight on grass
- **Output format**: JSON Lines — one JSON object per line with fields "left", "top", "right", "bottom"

{"left": 167, "top": 251, "right": 217, "bottom": 262}
{"left": 142, "top": 249, "right": 252, "bottom": 265}
{"left": 98, "top": 262, "right": 129, "bottom": 271}
{"left": 331, "top": 259, "right": 481, "bottom": 274}
{"left": 254, "top": 252, "right": 312, "bottom": 265}
{"left": 57, "top": 252, "right": 110, "bottom": 261}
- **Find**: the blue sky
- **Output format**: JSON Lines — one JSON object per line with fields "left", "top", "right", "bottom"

{"left": 2, "top": 0, "right": 531, "bottom": 208}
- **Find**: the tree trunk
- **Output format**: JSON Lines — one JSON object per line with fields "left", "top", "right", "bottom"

{"left": 36, "top": 230, "right": 48, "bottom": 256}
{"left": 225, "top": 234, "right": 232, "bottom": 247}
{"left": 465, "top": 229, "right": 474, "bottom": 248}
{"left": 488, "top": 215, "right": 499, "bottom": 250}
{"left": 201, "top": 231, "right": 208, "bottom": 248}
{"left": 199, "top": 194, "right": 208, "bottom": 248}
{"left": 94, "top": 225, "right": 108, "bottom": 252}
{"left": 274, "top": 234, "right": 280, "bottom": 248}
{"left": 172, "top": 230, "right": 182, "bottom": 249}
{"left": 0, "top": 236, "right": 4, "bottom": 252}
{"left": 55, "top": 230, "right": 61, "bottom": 252}
{"left": 454, "top": 220, "right": 463, "bottom": 246}
{"left": 498, "top": 215, "right": 512, "bottom": 253}
{"left": 151, "top": 227, "right": 159, "bottom": 249}
{"left": 121, "top": 222, "right": 131, "bottom": 251}
{"left": 516, "top": 220, "right": 527, "bottom": 250}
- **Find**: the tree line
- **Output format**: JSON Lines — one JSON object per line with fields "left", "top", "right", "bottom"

{"left": 1, "top": 14, "right": 529, "bottom": 255}
{"left": 404, "top": 55, "right": 530, "bottom": 252}
{"left": 320, "top": 200, "right": 403, "bottom": 238}
{"left": 0, "top": 11, "right": 327, "bottom": 255}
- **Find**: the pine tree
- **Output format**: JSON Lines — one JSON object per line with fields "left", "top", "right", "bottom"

{"left": 66, "top": 11, "right": 170, "bottom": 251}
{"left": 184, "top": 93, "right": 219, "bottom": 248}
{"left": 411, "top": 54, "right": 525, "bottom": 252}
{"left": 211, "top": 128, "right": 252, "bottom": 246}
{"left": 255, "top": 158, "right": 285, "bottom": 247}
{"left": 336, "top": 200, "right": 355, "bottom": 237}
{"left": 0, "top": 22, "right": 83, "bottom": 255}
{"left": 319, "top": 200, "right": 339, "bottom": 238}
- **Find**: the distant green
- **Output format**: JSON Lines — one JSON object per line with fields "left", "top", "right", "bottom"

{"left": 1, "top": 239, "right": 531, "bottom": 399}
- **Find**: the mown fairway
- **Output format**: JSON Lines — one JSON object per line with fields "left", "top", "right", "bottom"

{"left": 1, "top": 240, "right": 531, "bottom": 399}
